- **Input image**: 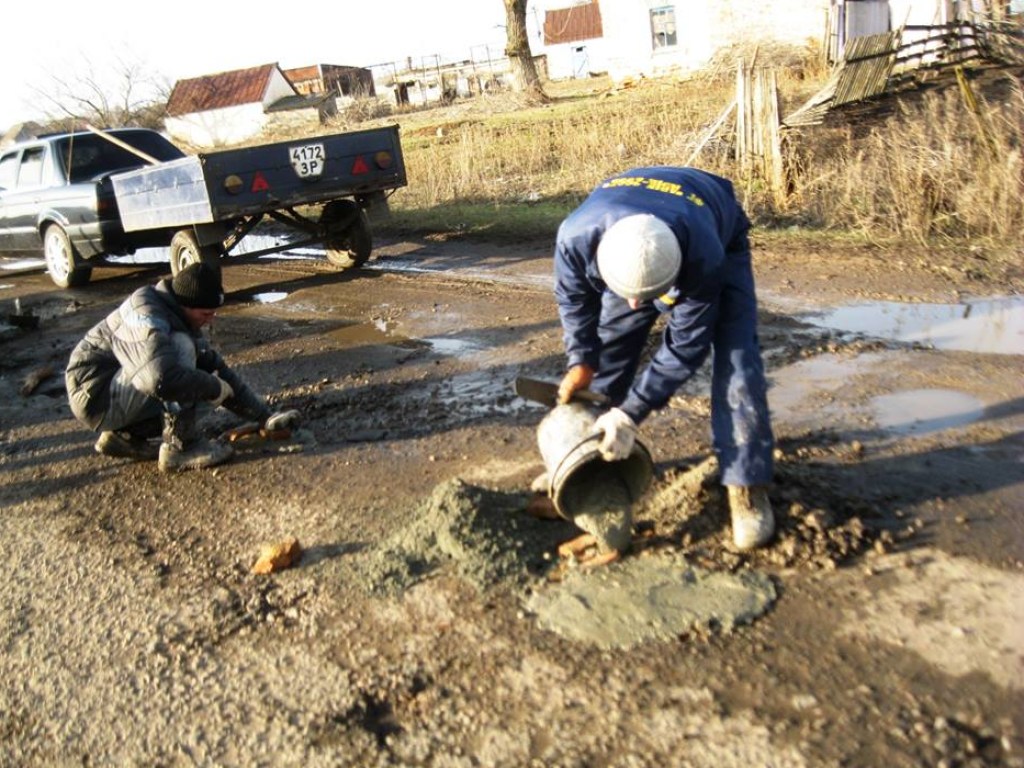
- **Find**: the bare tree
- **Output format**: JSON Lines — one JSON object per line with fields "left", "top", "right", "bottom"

{"left": 32, "top": 54, "right": 170, "bottom": 131}
{"left": 503, "top": 0, "right": 547, "bottom": 101}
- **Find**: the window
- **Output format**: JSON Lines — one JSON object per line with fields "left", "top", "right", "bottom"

{"left": 0, "top": 152, "right": 18, "bottom": 189}
{"left": 59, "top": 132, "right": 185, "bottom": 183}
{"left": 17, "top": 148, "right": 45, "bottom": 189}
{"left": 650, "top": 6, "right": 677, "bottom": 50}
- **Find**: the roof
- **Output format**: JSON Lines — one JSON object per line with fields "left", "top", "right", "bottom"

{"left": 265, "top": 93, "right": 333, "bottom": 113}
{"left": 0, "top": 121, "right": 43, "bottom": 149}
{"left": 544, "top": 1, "right": 603, "bottom": 46}
{"left": 283, "top": 65, "right": 321, "bottom": 83}
{"left": 166, "top": 63, "right": 294, "bottom": 117}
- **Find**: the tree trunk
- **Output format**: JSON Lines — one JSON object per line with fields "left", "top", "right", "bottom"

{"left": 503, "top": 0, "right": 547, "bottom": 102}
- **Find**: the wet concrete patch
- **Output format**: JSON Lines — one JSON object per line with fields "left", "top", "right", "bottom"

{"left": 801, "top": 296, "right": 1023, "bottom": 355}
{"left": 525, "top": 555, "right": 776, "bottom": 649}
{"left": 355, "top": 479, "right": 577, "bottom": 596}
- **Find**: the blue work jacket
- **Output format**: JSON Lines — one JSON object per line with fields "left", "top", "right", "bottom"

{"left": 553, "top": 166, "right": 750, "bottom": 423}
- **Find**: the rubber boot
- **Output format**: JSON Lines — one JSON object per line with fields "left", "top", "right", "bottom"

{"left": 158, "top": 406, "right": 233, "bottom": 473}
{"left": 94, "top": 430, "right": 159, "bottom": 461}
{"left": 727, "top": 485, "right": 775, "bottom": 551}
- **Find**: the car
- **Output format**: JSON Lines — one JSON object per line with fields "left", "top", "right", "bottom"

{"left": 0, "top": 128, "right": 186, "bottom": 287}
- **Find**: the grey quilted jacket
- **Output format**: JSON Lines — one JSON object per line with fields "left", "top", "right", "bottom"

{"left": 66, "top": 278, "right": 270, "bottom": 430}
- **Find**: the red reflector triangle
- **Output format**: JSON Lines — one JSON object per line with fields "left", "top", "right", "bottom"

{"left": 351, "top": 156, "right": 369, "bottom": 174}
{"left": 251, "top": 172, "right": 270, "bottom": 192}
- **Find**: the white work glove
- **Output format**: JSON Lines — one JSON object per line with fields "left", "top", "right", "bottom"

{"left": 264, "top": 409, "right": 300, "bottom": 432}
{"left": 211, "top": 373, "right": 234, "bottom": 407}
{"left": 593, "top": 407, "right": 637, "bottom": 462}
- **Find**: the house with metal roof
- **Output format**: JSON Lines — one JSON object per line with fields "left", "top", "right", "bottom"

{"left": 165, "top": 63, "right": 334, "bottom": 147}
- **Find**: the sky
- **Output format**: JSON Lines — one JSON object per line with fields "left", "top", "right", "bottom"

{"left": 0, "top": 0, "right": 547, "bottom": 129}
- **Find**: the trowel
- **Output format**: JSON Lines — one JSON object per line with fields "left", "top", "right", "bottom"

{"left": 514, "top": 376, "right": 609, "bottom": 408}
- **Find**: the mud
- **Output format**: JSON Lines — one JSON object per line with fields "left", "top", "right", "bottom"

{"left": 0, "top": 235, "right": 1021, "bottom": 767}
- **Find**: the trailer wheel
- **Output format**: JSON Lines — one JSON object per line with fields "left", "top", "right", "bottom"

{"left": 323, "top": 200, "right": 372, "bottom": 269}
{"left": 43, "top": 224, "right": 92, "bottom": 288}
{"left": 169, "top": 230, "right": 222, "bottom": 277}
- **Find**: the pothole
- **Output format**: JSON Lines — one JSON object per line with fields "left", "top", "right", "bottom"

{"left": 800, "top": 296, "right": 1023, "bottom": 355}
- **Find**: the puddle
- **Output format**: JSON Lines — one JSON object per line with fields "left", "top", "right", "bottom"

{"left": 107, "top": 248, "right": 166, "bottom": 265}
{"left": 769, "top": 352, "right": 986, "bottom": 437}
{"left": 105, "top": 236, "right": 321, "bottom": 268}
{"left": 364, "top": 258, "right": 553, "bottom": 289}
{"left": 231, "top": 234, "right": 322, "bottom": 259}
{"left": 0, "top": 258, "right": 45, "bottom": 271}
{"left": 4, "top": 297, "right": 78, "bottom": 322}
{"left": 428, "top": 369, "right": 530, "bottom": 417}
{"left": 324, "top": 320, "right": 483, "bottom": 359}
{"left": 802, "top": 296, "right": 1023, "bottom": 355}
{"left": 526, "top": 555, "right": 776, "bottom": 649}
{"left": 250, "top": 291, "right": 288, "bottom": 304}
{"left": 872, "top": 388, "right": 985, "bottom": 435}
{"left": 326, "top": 321, "right": 412, "bottom": 348}
{"left": 768, "top": 352, "right": 886, "bottom": 423}
{"left": 423, "top": 336, "right": 481, "bottom": 355}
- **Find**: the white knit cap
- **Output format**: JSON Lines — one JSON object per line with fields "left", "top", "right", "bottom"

{"left": 596, "top": 214, "right": 682, "bottom": 301}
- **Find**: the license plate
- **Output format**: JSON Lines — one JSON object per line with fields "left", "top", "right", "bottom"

{"left": 289, "top": 143, "right": 325, "bottom": 178}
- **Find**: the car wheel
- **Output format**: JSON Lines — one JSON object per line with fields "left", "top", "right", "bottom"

{"left": 322, "top": 200, "right": 372, "bottom": 269}
{"left": 169, "top": 230, "right": 221, "bottom": 277}
{"left": 43, "top": 224, "right": 92, "bottom": 288}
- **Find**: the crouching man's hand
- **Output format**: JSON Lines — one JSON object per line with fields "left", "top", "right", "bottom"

{"left": 593, "top": 407, "right": 636, "bottom": 461}
{"left": 264, "top": 409, "right": 300, "bottom": 432}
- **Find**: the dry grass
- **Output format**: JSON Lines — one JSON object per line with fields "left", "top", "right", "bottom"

{"left": 793, "top": 79, "right": 1024, "bottom": 244}
{"left": 333, "top": 57, "right": 1022, "bottom": 250}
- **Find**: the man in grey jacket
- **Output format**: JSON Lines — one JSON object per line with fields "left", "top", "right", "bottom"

{"left": 66, "top": 263, "right": 298, "bottom": 473}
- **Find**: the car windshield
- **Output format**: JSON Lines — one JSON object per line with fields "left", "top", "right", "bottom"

{"left": 59, "top": 132, "right": 186, "bottom": 183}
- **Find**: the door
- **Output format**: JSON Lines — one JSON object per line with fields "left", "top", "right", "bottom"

{"left": 0, "top": 147, "right": 47, "bottom": 253}
{"left": 572, "top": 45, "right": 590, "bottom": 79}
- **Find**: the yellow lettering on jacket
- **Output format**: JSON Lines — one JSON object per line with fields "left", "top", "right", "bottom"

{"left": 601, "top": 176, "right": 705, "bottom": 206}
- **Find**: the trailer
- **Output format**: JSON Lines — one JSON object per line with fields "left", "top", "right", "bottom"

{"left": 111, "top": 125, "right": 407, "bottom": 275}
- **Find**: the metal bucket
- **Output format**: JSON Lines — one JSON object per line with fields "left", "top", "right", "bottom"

{"left": 537, "top": 402, "right": 654, "bottom": 520}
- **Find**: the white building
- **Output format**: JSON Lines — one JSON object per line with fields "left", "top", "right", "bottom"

{"left": 533, "top": 0, "right": 1001, "bottom": 82}
{"left": 164, "top": 64, "right": 303, "bottom": 147}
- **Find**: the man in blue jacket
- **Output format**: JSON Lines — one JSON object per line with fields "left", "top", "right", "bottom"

{"left": 553, "top": 167, "right": 775, "bottom": 550}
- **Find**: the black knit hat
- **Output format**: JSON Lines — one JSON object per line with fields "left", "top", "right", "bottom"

{"left": 171, "top": 263, "right": 224, "bottom": 309}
